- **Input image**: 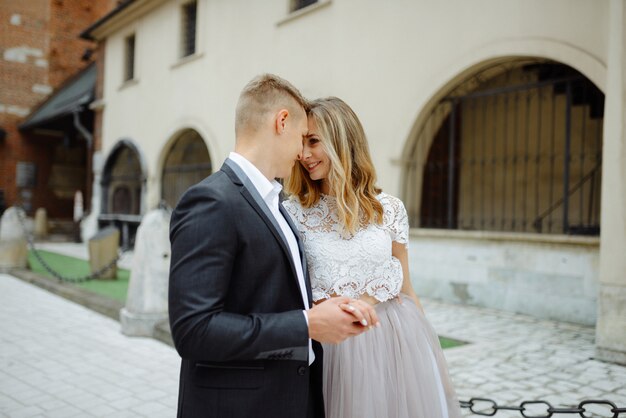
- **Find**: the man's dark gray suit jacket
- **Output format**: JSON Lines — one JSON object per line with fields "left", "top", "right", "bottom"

{"left": 168, "top": 159, "right": 324, "bottom": 418}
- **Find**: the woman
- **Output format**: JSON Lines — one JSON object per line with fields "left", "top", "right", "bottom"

{"left": 283, "top": 97, "right": 462, "bottom": 418}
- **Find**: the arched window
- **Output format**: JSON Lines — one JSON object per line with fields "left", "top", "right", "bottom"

{"left": 404, "top": 60, "right": 603, "bottom": 235}
{"left": 161, "top": 129, "right": 212, "bottom": 209}
{"left": 102, "top": 144, "right": 142, "bottom": 215}
{"left": 99, "top": 141, "right": 144, "bottom": 248}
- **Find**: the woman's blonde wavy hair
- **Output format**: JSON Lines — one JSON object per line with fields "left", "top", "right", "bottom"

{"left": 285, "top": 97, "right": 383, "bottom": 234}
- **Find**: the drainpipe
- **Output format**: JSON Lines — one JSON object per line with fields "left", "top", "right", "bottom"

{"left": 73, "top": 107, "right": 94, "bottom": 218}
{"left": 73, "top": 107, "right": 92, "bottom": 149}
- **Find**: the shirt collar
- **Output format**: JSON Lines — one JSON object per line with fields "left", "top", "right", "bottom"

{"left": 229, "top": 152, "right": 282, "bottom": 203}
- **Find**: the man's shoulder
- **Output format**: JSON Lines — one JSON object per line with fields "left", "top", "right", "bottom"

{"left": 187, "top": 169, "right": 236, "bottom": 196}
{"left": 174, "top": 169, "right": 239, "bottom": 212}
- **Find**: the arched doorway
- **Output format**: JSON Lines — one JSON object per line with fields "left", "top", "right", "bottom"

{"left": 161, "top": 129, "right": 212, "bottom": 209}
{"left": 404, "top": 60, "right": 603, "bottom": 236}
{"left": 100, "top": 140, "right": 145, "bottom": 247}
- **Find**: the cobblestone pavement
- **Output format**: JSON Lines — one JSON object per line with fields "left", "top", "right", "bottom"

{"left": 1, "top": 268, "right": 625, "bottom": 418}
{"left": 426, "top": 299, "right": 626, "bottom": 417}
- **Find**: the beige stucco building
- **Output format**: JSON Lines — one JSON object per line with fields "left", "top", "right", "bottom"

{"left": 82, "top": 0, "right": 626, "bottom": 364}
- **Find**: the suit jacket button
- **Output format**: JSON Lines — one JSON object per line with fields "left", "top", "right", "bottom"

{"left": 297, "top": 366, "right": 307, "bottom": 376}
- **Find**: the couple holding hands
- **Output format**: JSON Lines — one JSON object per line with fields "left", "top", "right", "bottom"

{"left": 168, "top": 74, "right": 462, "bottom": 418}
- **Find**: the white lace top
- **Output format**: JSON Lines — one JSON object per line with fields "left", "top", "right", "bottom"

{"left": 283, "top": 192, "right": 410, "bottom": 303}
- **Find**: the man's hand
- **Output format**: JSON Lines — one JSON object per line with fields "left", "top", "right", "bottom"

{"left": 307, "top": 297, "right": 380, "bottom": 344}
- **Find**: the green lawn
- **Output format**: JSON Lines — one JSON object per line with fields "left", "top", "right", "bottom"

{"left": 27, "top": 250, "right": 130, "bottom": 302}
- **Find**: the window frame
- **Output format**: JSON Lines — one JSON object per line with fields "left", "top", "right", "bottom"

{"left": 290, "top": 0, "right": 318, "bottom": 13}
{"left": 180, "top": 0, "right": 198, "bottom": 59}
{"left": 123, "top": 33, "right": 136, "bottom": 82}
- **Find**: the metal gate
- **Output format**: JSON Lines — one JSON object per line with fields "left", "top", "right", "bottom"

{"left": 404, "top": 62, "right": 603, "bottom": 235}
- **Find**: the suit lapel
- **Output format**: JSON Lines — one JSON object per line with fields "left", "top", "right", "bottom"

{"left": 222, "top": 160, "right": 302, "bottom": 289}
{"left": 279, "top": 204, "right": 313, "bottom": 306}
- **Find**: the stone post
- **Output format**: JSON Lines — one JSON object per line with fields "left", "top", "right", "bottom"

{"left": 34, "top": 208, "right": 48, "bottom": 240}
{"left": 0, "top": 207, "right": 29, "bottom": 269}
{"left": 88, "top": 226, "right": 119, "bottom": 280}
{"left": 120, "top": 208, "right": 171, "bottom": 336}
{"left": 595, "top": 0, "right": 626, "bottom": 365}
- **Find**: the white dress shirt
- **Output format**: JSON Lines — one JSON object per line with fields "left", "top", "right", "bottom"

{"left": 228, "top": 152, "right": 314, "bottom": 364}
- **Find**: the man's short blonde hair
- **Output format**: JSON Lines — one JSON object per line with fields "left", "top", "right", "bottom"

{"left": 235, "top": 74, "right": 309, "bottom": 136}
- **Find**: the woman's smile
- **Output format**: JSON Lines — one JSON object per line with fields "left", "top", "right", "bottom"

{"left": 306, "top": 161, "right": 322, "bottom": 172}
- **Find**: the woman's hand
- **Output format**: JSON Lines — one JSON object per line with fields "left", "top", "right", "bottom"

{"left": 339, "top": 298, "right": 381, "bottom": 329}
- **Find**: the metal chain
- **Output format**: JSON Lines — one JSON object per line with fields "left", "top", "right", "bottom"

{"left": 16, "top": 208, "right": 128, "bottom": 283}
{"left": 461, "top": 397, "right": 626, "bottom": 417}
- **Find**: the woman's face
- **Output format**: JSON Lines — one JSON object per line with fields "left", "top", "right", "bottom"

{"left": 300, "top": 117, "right": 331, "bottom": 182}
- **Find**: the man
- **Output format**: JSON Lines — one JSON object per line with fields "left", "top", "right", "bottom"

{"left": 169, "top": 74, "right": 378, "bottom": 418}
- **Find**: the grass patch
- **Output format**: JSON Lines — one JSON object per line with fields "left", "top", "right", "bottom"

{"left": 439, "top": 336, "right": 466, "bottom": 349}
{"left": 27, "top": 250, "right": 129, "bottom": 302}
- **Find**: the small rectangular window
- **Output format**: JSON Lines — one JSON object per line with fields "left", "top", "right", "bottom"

{"left": 181, "top": 1, "right": 197, "bottom": 58}
{"left": 124, "top": 34, "right": 135, "bottom": 81}
{"left": 291, "top": 0, "right": 317, "bottom": 12}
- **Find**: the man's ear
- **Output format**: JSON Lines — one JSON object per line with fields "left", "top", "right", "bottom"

{"left": 274, "top": 109, "right": 289, "bottom": 134}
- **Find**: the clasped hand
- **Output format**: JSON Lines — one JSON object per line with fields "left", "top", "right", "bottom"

{"left": 307, "top": 296, "right": 380, "bottom": 344}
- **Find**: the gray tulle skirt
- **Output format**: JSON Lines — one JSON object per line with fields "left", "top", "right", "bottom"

{"left": 322, "top": 296, "right": 463, "bottom": 418}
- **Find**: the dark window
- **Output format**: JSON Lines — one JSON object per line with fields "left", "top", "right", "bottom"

{"left": 124, "top": 34, "right": 135, "bottom": 81}
{"left": 102, "top": 145, "right": 142, "bottom": 215}
{"left": 181, "top": 1, "right": 197, "bottom": 57}
{"left": 112, "top": 186, "right": 131, "bottom": 214}
{"left": 291, "top": 0, "right": 317, "bottom": 12}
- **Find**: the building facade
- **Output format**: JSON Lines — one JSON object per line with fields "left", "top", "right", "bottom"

{"left": 83, "top": 0, "right": 626, "bottom": 363}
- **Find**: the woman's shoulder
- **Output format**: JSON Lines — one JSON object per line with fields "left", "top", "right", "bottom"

{"left": 376, "top": 192, "right": 405, "bottom": 209}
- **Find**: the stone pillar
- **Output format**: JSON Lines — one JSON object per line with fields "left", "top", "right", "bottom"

{"left": 0, "top": 207, "right": 29, "bottom": 269}
{"left": 120, "top": 208, "right": 171, "bottom": 336}
{"left": 595, "top": 0, "right": 626, "bottom": 365}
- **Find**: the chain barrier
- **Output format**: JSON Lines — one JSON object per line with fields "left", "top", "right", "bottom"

{"left": 460, "top": 397, "right": 626, "bottom": 417}
{"left": 16, "top": 208, "right": 129, "bottom": 283}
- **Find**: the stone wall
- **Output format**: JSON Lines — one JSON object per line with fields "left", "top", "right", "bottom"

{"left": 408, "top": 230, "right": 599, "bottom": 325}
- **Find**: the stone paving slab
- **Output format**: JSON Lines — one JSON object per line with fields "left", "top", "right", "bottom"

{"left": 0, "top": 274, "right": 178, "bottom": 418}
{"left": 2, "top": 268, "right": 626, "bottom": 418}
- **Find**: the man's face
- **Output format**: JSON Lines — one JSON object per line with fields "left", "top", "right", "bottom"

{"left": 275, "top": 107, "right": 307, "bottom": 178}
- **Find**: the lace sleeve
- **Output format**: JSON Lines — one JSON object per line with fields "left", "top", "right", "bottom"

{"left": 381, "top": 194, "right": 410, "bottom": 247}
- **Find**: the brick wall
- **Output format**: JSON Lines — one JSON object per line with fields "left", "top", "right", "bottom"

{"left": 0, "top": 0, "right": 117, "bottom": 218}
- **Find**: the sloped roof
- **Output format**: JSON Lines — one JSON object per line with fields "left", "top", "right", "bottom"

{"left": 20, "top": 63, "right": 96, "bottom": 130}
